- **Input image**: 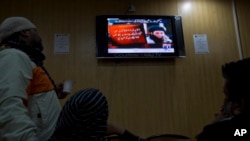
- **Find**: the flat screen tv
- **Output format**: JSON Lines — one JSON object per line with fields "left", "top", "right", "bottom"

{"left": 96, "top": 15, "right": 186, "bottom": 59}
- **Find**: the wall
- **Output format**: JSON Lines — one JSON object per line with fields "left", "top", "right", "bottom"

{"left": 0, "top": 0, "right": 248, "bottom": 140}
{"left": 235, "top": 0, "right": 250, "bottom": 58}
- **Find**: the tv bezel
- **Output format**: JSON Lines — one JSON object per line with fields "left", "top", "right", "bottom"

{"left": 95, "top": 15, "right": 186, "bottom": 59}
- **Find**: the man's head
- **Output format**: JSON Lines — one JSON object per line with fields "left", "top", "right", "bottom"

{"left": 222, "top": 58, "right": 250, "bottom": 114}
{"left": 148, "top": 25, "right": 166, "bottom": 39}
{"left": 0, "top": 17, "right": 42, "bottom": 47}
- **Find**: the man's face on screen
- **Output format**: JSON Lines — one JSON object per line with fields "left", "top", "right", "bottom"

{"left": 152, "top": 30, "right": 165, "bottom": 39}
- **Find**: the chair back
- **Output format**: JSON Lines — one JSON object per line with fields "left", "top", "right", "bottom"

{"left": 146, "top": 134, "right": 190, "bottom": 141}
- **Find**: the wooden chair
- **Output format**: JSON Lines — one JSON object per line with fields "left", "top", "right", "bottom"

{"left": 146, "top": 134, "right": 190, "bottom": 141}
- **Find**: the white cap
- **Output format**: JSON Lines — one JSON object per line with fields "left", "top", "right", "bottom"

{"left": 0, "top": 17, "right": 36, "bottom": 43}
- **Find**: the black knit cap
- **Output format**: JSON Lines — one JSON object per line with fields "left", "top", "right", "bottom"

{"left": 148, "top": 25, "right": 166, "bottom": 32}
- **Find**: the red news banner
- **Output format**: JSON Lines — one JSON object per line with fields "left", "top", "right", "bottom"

{"left": 108, "top": 24, "right": 146, "bottom": 47}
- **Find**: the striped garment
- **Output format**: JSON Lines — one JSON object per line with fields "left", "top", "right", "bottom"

{"left": 49, "top": 88, "right": 110, "bottom": 141}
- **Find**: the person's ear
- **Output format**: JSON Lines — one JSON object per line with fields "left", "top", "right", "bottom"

{"left": 19, "top": 30, "right": 30, "bottom": 38}
{"left": 238, "top": 98, "right": 245, "bottom": 112}
{"left": 18, "top": 30, "right": 32, "bottom": 43}
{"left": 232, "top": 98, "right": 245, "bottom": 115}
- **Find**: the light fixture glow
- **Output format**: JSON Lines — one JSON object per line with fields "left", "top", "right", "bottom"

{"left": 182, "top": 2, "right": 192, "bottom": 11}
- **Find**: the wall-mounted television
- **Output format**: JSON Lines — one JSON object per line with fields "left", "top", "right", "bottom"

{"left": 96, "top": 15, "right": 186, "bottom": 59}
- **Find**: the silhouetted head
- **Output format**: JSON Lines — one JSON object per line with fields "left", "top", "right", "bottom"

{"left": 222, "top": 58, "right": 250, "bottom": 114}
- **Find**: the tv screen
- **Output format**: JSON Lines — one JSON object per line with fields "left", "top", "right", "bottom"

{"left": 96, "top": 15, "right": 185, "bottom": 59}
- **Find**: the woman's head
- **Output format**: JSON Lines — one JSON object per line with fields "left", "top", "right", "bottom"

{"left": 53, "top": 88, "right": 109, "bottom": 140}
